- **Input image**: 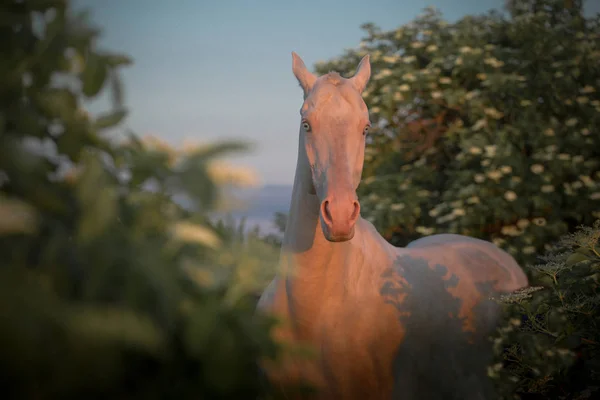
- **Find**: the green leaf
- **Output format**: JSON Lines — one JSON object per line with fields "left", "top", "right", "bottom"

{"left": 566, "top": 252, "right": 589, "bottom": 267}
{"left": 93, "top": 108, "right": 128, "bottom": 130}
{"left": 104, "top": 53, "right": 133, "bottom": 67}
{"left": 36, "top": 88, "right": 78, "bottom": 119}
{"left": 82, "top": 53, "right": 108, "bottom": 97}
{"left": 75, "top": 154, "right": 118, "bottom": 241}
{"left": 66, "top": 306, "right": 166, "bottom": 356}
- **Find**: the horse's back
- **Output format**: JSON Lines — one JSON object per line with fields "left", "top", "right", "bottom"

{"left": 406, "top": 233, "right": 528, "bottom": 292}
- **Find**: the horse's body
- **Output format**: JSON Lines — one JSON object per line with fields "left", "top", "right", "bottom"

{"left": 256, "top": 53, "right": 528, "bottom": 399}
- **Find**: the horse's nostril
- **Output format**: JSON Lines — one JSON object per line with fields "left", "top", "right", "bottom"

{"left": 321, "top": 200, "right": 332, "bottom": 223}
{"left": 351, "top": 201, "right": 360, "bottom": 221}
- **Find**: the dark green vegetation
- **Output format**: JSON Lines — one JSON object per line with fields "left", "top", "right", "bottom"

{"left": 0, "top": 1, "right": 282, "bottom": 398}
{"left": 491, "top": 221, "right": 600, "bottom": 399}
{"left": 315, "top": 0, "right": 599, "bottom": 397}
{"left": 1, "top": 0, "right": 598, "bottom": 398}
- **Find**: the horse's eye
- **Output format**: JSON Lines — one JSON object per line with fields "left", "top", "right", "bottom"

{"left": 363, "top": 125, "right": 370, "bottom": 135}
{"left": 302, "top": 121, "right": 311, "bottom": 131}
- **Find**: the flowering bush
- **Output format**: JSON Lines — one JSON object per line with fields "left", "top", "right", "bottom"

{"left": 490, "top": 220, "right": 600, "bottom": 399}
{"left": 315, "top": 0, "right": 600, "bottom": 265}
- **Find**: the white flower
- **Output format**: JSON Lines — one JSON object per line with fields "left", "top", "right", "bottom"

{"left": 416, "top": 226, "right": 435, "bottom": 235}
{"left": 398, "top": 84, "right": 411, "bottom": 92}
{"left": 474, "top": 174, "right": 486, "bottom": 183}
{"left": 402, "top": 73, "right": 417, "bottom": 82}
{"left": 439, "top": 77, "right": 452, "bottom": 84}
{"left": 431, "top": 91, "right": 443, "bottom": 99}
{"left": 417, "top": 190, "right": 431, "bottom": 197}
{"left": 467, "top": 196, "right": 480, "bottom": 204}
{"left": 429, "top": 208, "right": 440, "bottom": 217}
{"left": 581, "top": 128, "right": 590, "bottom": 136}
{"left": 517, "top": 219, "right": 530, "bottom": 229}
{"left": 426, "top": 44, "right": 438, "bottom": 52}
{"left": 484, "top": 107, "right": 504, "bottom": 119}
{"left": 501, "top": 225, "right": 521, "bottom": 236}
{"left": 580, "top": 175, "right": 594, "bottom": 187}
{"left": 473, "top": 119, "right": 488, "bottom": 131}
{"left": 460, "top": 46, "right": 472, "bottom": 53}
{"left": 523, "top": 246, "right": 536, "bottom": 254}
{"left": 393, "top": 92, "right": 404, "bottom": 101}
{"left": 544, "top": 128, "right": 555, "bottom": 136}
{"left": 573, "top": 155, "right": 584, "bottom": 163}
{"left": 487, "top": 170, "right": 503, "bottom": 180}
{"left": 455, "top": 56, "right": 463, "bottom": 65}
{"left": 171, "top": 222, "right": 221, "bottom": 248}
{"left": 520, "top": 100, "right": 532, "bottom": 106}
{"left": 411, "top": 41, "right": 424, "bottom": 48}
{"left": 484, "top": 57, "right": 504, "bottom": 68}
{"left": 383, "top": 55, "right": 401, "bottom": 63}
{"left": 541, "top": 185, "right": 555, "bottom": 193}
{"left": 580, "top": 85, "right": 596, "bottom": 94}
{"left": 530, "top": 164, "right": 544, "bottom": 174}
{"left": 589, "top": 192, "right": 600, "bottom": 200}
{"left": 504, "top": 191, "right": 517, "bottom": 201}
{"left": 576, "top": 96, "right": 589, "bottom": 104}
{"left": 477, "top": 73, "right": 487, "bottom": 80}
{"left": 465, "top": 91, "right": 478, "bottom": 100}
{"left": 500, "top": 165, "right": 512, "bottom": 174}
{"left": 484, "top": 145, "right": 497, "bottom": 157}
{"left": 207, "top": 161, "right": 259, "bottom": 187}
{"left": 565, "top": 118, "right": 578, "bottom": 126}
{"left": 374, "top": 69, "right": 393, "bottom": 79}
{"left": 453, "top": 208, "right": 466, "bottom": 216}
{"left": 558, "top": 153, "right": 570, "bottom": 160}
{"left": 469, "top": 147, "right": 483, "bottom": 155}
{"left": 532, "top": 217, "right": 547, "bottom": 226}
{"left": 390, "top": 203, "right": 405, "bottom": 211}
{"left": 403, "top": 55, "right": 417, "bottom": 63}
{"left": 492, "top": 238, "right": 506, "bottom": 247}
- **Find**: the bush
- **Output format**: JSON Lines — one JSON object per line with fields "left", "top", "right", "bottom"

{"left": 491, "top": 220, "right": 600, "bottom": 399}
{"left": 314, "top": 0, "right": 600, "bottom": 266}
{"left": 0, "top": 1, "right": 281, "bottom": 398}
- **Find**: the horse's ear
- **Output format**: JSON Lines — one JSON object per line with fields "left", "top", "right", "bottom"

{"left": 350, "top": 54, "right": 371, "bottom": 93}
{"left": 292, "top": 52, "right": 317, "bottom": 95}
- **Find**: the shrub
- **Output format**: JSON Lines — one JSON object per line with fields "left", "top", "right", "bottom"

{"left": 314, "top": 0, "right": 600, "bottom": 266}
{"left": 0, "top": 1, "right": 280, "bottom": 398}
{"left": 491, "top": 220, "right": 600, "bottom": 399}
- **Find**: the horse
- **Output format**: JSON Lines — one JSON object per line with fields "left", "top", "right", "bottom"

{"left": 256, "top": 52, "right": 528, "bottom": 399}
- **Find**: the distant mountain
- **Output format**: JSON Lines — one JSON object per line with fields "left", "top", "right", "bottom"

{"left": 212, "top": 184, "right": 293, "bottom": 235}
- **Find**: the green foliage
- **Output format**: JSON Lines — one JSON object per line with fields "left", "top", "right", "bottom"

{"left": 315, "top": 0, "right": 600, "bottom": 266}
{"left": 491, "top": 220, "right": 600, "bottom": 399}
{"left": 0, "top": 1, "right": 281, "bottom": 398}
{"left": 210, "top": 216, "right": 281, "bottom": 303}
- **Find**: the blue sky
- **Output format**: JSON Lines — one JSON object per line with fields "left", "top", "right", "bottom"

{"left": 74, "top": 0, "right": 599, "bottom": 185}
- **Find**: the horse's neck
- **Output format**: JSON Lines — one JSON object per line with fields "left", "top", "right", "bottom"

{"left": 278, "top": 143, "right": 369, "bottom": 328}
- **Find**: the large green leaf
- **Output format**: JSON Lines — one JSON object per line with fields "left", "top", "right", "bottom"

{"left": 82, "top": 52, "right": 107, "bottom": 97}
